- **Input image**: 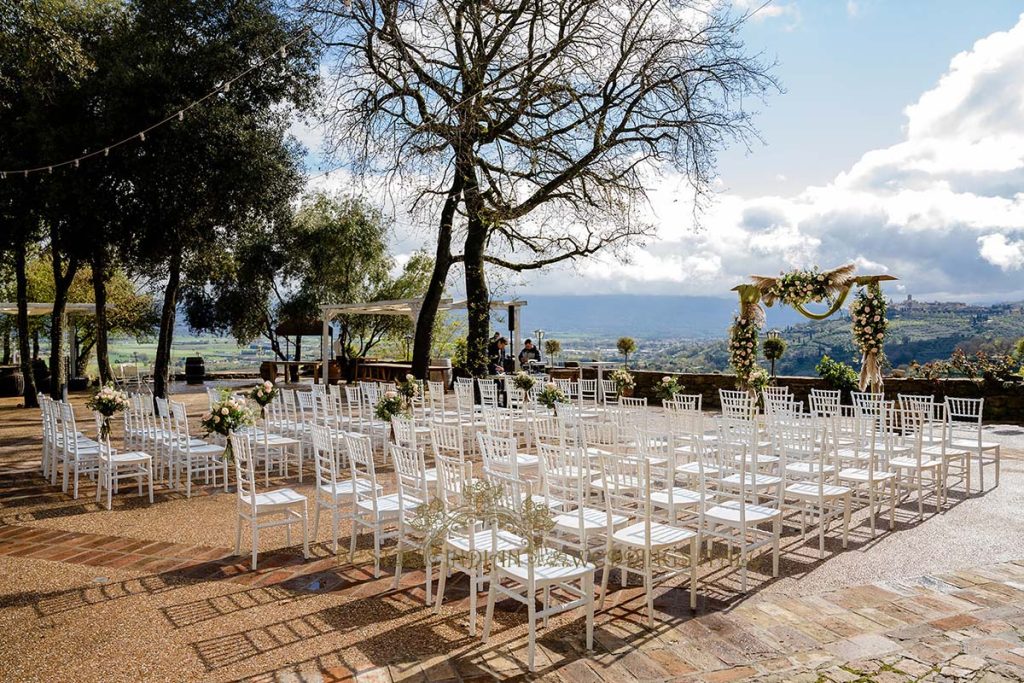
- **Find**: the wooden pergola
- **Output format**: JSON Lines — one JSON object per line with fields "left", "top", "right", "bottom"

{"left": 318, "top": 297, "right": 528, "bottom": 384}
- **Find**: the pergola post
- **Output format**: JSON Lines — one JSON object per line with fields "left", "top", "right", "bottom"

{"left": 320, "top": 309, "right": 331, "bottom": 386}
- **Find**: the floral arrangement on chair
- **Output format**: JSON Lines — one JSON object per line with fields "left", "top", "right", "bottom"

{"left": 87, "top": 383, "right": 130, "bottom": 440}
{"left": 609, "top": 369, "right": 634, "bottom": 395}
{"left": 748, "top": 367, "right": 770, "bottom": 395}
{"left": 536, "top": 381, "right": 568, "bottom": 410}
{"left": 655, "top": 375, "right": 683, "bottom": 401}
{"left": 247, "top": 380, "right": 277, "bottom": 418}
{"left": 201, "top": 391, "right": 255, "bottom": 461}
{"left": 511, "top": 370, "right": 535, "bottom": 392}
{"left": 851, "top": 283, "right": 888, "bottom": 391}
{"left": 375, "top": 389, "right": 410, "bottom": 422}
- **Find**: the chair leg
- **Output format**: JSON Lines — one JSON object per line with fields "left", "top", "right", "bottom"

{"left": 689, "top": 537, "right": 699, "bottom": 610}
{"left": 482, "top": 566, "right": 498, "bottom": 643}
{"left": 331, "top": 507, "right": 339, "bottom": 555}
{"left": 527, "top": 581, "right": 537, "bottom": 672}
{"left": 235, "top": 515, "right": 242, "bottom": 555}
{"left": 842, "top": 494, "right": 850, "bottom": 549}
{"left": 251, "top": 526, "right": 259, "bottom": 570}
{"left": 313, "top": 502, "right": 322, "bottom": 546}
{"left": 468, "top": 566, "right": 477, "bottom": 635}
{"left": 435, "top": 552, "right": 448, "bottom": 617}
{"left": 584, "top": 572, "right": 595, "bottom": 652}
{"left": 301, "top": 502, "right": 309, "bottom": 559}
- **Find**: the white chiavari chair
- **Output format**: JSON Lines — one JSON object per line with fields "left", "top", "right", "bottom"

{"left": 946, "top": 397, "right": 1000, "bottom": 492}
{"left": 890, "top": 405, "right": 945, "bottom": 520}
{"left": 597, "top": 453, "right": 699, "bottom": 624}
{"left": 702, "top": 420, "right": 782, "bottom": 591}
{"left": 58, "top": 401, "right": 101, "bottom": 498}
{"left": 720, "top": 389, "right": 757, "bottom": 420}
{"left": 481, "top": 470, "right": 596, "bottom": 673}
{"left": 230, "top": 432, "right": 309, "bottom": 570}
{"left": 94, "top": 412, "right": 153, "bottom": 510}
{"left": 809, "top": 389, "right": 842, "bottom": 418}
{"left": 391, "top": 442, "right": 436, "bottom": 603}
{"left": 169, "top": 400, "right": 227, "bottom": 497}
{"left": 834, "top": 412, "right": 897, "bottom": 538}
{"left": 773, "top": 416, "right": 851, "bottom": 557}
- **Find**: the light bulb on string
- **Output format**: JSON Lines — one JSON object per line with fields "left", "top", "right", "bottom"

{"left": 223, "top": 81, "right": 231, "bottom": 93}
{"left": 48, "top": 167, "right": 52, "bottom": 174}
{"left": 104, "top": 148, "right": 109, "bottom": 157}
{"left": 178, "top": 111, "right": 184, "bottom": 122}
{"left": 280, "top": 47, "right": 287, "bottom": 59}
{"left": 74, "top": 159, "right": 79, "bottom": 168}
{"left": 139, "top": 132, "right": 145, "bottom": 142}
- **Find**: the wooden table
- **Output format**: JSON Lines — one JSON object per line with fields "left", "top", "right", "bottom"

{"left": 357, "top": 362, "right": 451, "bottom": 384}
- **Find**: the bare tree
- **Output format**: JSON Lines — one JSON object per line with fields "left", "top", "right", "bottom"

{"left": 306, "top": 0, "right": 776, "bottom": 375}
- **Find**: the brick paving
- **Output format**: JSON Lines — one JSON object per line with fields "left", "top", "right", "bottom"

{"left": 2, "top": 519, "right": 1023, "bottom": 681}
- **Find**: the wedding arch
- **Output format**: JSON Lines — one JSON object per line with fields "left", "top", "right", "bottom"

{"left": 728, "top": 264, "right": 897, "bottom": 393}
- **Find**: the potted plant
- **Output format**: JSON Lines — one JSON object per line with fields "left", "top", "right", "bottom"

{"left": 609, "top": 368, "right": 635, "bottom": 397}
{"left": 655, "top": 375, "right": 683, "bottom": 402}
{"left": 616, "top": 337, "right": 637, "bottom": 368}
{"left": 762, "top": 334, "right": 787, "bottom": 379}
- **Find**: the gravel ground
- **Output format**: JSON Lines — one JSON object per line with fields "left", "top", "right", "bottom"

{"left": 1, "top": 385, "right": 1022, "bottom": 681}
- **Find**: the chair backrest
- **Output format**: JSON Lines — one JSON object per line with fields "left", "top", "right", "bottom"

{"left": 295, "top": 389, "right": 316, "bottom": 426}
{"left": 532, "top": 414, "right": 568, "bottom": 448}
{"left": 478, "top": 432, "right": 521, "bottom": 477}
{"left": 597, "top": 452, "right": 645, "bottom": 532}
{"left": 619, "top": 396, "right": 647, "bottom": 410}
{"left": 762, "top": 385, "right": 790, "bottom": 400}
{"left": 809, "top": 389, "right": 842, "bottom": 418}
{"left": 310, "top": 424, "right": 342, "bottom": 492}
{"left": 169, "top": 400, "right": 192, "bottom": 444}
{"left": 578, "top": 379, "right": 598, "bottom": 403}
{"left": 537, "top": 442, "right": 587, "bottom": 511}
{"left": 230, "top": 432, "right": 259, "bottom": 512}
{"left": 482, "top": 406, "right": 515, "bottom": 439}
{"left": 435, "top": 453, "right": 473, "bottom": 508}
{"left": 477, "top": 379, "right": 499, "bottom": 408}
{"left": 391, "top": 442, "right": 430, "bottom": 507}
{"left": 554, "top": 378, "right": 577, "bottom": 400}
{"left": 580, "top": 420, "right": 620, "bottom": 455}
{"left": 600, "top": 379, "right": 618, "bottom": 405}
{"left": 720, "top": 389, "right": 756, "bottom": 420}
{"left": 666, "top": 394, "right": 702, "bottom": 411}
{"left": 945, "top": 397, "right": 983, "bottom": 444}
{"left": 391, "top": 414, "right": 418, "bottom": 448}
{"left": 429, "top": 421, "right": 464, "bottom": 462}
{"left": 427, "top": 380, "right": 447, "bottom": 417}
{"left": 346, "top": 433, "right": 381, "bottom": 504}
{"left": 454, "top": 381, "right": 476, "bottom": 416}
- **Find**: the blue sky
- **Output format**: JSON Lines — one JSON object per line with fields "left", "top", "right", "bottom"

{"left": 718, "top": 0, "right": 1024, "bottom": 196}
{"left": 308, "top": 1, "right": 1024, "bottom": 303}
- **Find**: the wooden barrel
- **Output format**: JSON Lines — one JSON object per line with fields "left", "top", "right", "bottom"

{"left": 259, "top": 361, "right": 277, "bottom": 382}
{"left": 0, "top": 367, "right": 24, "bottom": 397}
{"left": 184, "top": 357, "right": 205, "bottom": 385}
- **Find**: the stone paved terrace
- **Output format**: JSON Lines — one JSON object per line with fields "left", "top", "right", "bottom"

{"left": 2, "top": 387, "right": 1024, "bottom": 682}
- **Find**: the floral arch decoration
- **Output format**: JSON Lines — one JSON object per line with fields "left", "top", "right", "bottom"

{"left": 728, "top": 264, "right": 898, "bottom": 393}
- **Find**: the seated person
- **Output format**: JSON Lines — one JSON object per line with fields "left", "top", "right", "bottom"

{"left": 487, "top": 336, "right": 508, "bottom": 374}
{"left": 518, "top": 339, "right": 542, "bottom": 367}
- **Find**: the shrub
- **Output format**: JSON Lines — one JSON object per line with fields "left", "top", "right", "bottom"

{"left": 816, "top": 355, "right": 859, "bottom": 393}
{"left": 762, "top": 337, "right": 787, "bottom": 361}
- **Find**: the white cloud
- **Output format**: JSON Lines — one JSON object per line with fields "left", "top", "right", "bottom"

{"left": 525, "top": 13, "right": 1024, "bottom": 302}
{"left": 978, "top": 233, "right": 1024, "bottom": 270}
{"left": 846, "top": 0, "right": 859, "bottom": 17}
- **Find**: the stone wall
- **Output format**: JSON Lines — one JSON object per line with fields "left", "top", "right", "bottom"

{"left": 549, "top": 367, "right": 1024, "bottom": 423}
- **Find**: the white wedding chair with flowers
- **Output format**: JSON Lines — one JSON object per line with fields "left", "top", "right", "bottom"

{"left": 172, "top": 400, "right": 227, "bottom": 498}
{"left": 94, "top": 412, "right": 154, "bottom": 510}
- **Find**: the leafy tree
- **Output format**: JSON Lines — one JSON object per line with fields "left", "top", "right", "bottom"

{"left": 544, "top": 339, "right": 562, "bottom": 363}
{"left": 313, "top": 0, "right": 775, "bottom": 377}
{"left": 0, "top": 0, "right": 122, "bottom": 403}
{"left": 617, "top": 337, "right": 637, "bottom": 368}
{"left": 100, "top": 0, "right": 318, "bottom": 397}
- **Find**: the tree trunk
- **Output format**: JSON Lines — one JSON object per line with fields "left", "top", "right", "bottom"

{"left": 461, "top": 163, "right": 490, "bottom": 377}
{"left": 14, "top": 241, "right": 39, "bottom": 408}
{"left": 91, "top": 246, "right": 114, "bottom": 384}
{"left": 48, "top": 232, "right": 80, "bottom": 399}
{"left": 153, "top": 247, "right": 182, "bottom": 398}
{"left": 291, "top": 335, "right": 302, "bottom": 382}
{"left": 412, "top": 176, "right": 463, "bottom": 379}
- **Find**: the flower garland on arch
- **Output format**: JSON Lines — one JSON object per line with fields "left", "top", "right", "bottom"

{"left": 751, "top": 263, "right": 856, "bottom": 310}
{"left": 851, "top": 282, "right": 887, "bottom": 392}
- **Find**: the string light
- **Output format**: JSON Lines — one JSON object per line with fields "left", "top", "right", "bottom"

{"left": 0, "top": 28, "right": 308, "bottom": 178}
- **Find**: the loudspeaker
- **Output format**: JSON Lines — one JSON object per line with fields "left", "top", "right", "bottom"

{"left": 508, "top": 305, "right": 516, "bottom": 331}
